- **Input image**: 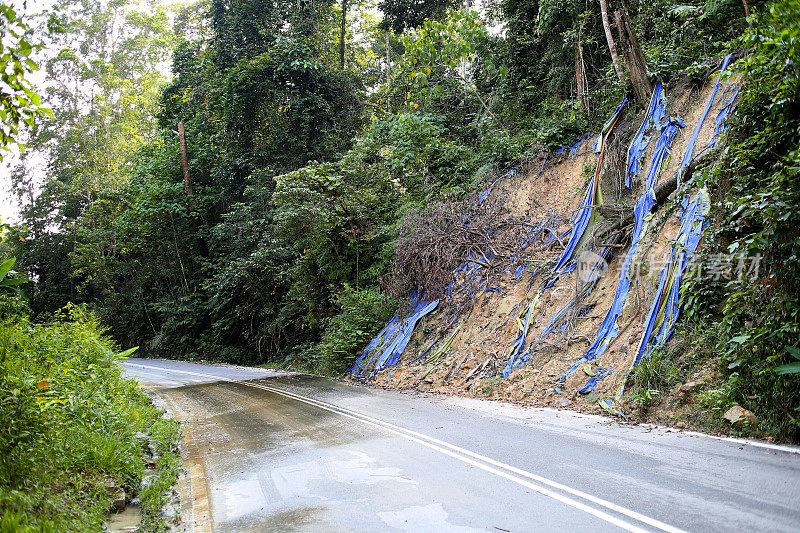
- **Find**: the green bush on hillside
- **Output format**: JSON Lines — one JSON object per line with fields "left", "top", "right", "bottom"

{"left": 0, "top": 305, "right": 180, "bottom": 531}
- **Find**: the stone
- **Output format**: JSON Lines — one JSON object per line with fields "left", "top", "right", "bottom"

{"left": 675, "top": 421, "right": 687, "bottom": 429}
{"left": 723, "top": 405, "right": 758, "bottom": 427}
{"left": 554, "top": 397, "right": 573, "bottom": 408}
{"left": 111, "top": 489, "right": 126, "bottom": 512}
{"left": 678, "top": 381, "right": 704, "bottom": 394}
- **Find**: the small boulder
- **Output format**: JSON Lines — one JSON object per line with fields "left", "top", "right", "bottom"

{"left": 678, "top": 381, "right": 704, "bottom": 394}
{"left": 723, "top": 405, "right": 758, "bottom": 427}
{"left": 111, "top": 489, "right": 126, "bottom": 512}
{"left": 554, "top": 397, "right": 573, "bottom": 408}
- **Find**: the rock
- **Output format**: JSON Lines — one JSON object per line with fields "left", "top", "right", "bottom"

{"left": 555, "top": 397, "right": 573, "bottom": 408}
{"left": 675, "top": 421, "right": 687, "bottom": 429}
{"left": 111, "top": 489, "right": 126, "bottom": 512}
{"left": 678, "top": 381, "right": 704, "bottom": 394}
{"left": 723, "top": 405, "right": 758, "bottom": 427}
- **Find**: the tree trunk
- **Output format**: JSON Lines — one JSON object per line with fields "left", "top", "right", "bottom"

{"left": 386, "top": 29, "right": 391, "bottom": 113}
{"left": 598, "top": 149, "right": 717, "bottom": 237}
{"left": 575, "top": 42, "right": 587, "bottom": 118}
{"left": 177, "top": 120, "right": 193, "bottom": 199}
{"left": 614, "top": 8, "right": 652, "bottom": 106}
{"left": 600, "top": 0, "right": 625, "bottom": 83}
{"left": 339, "top": 0, "right": 348, "bottom": 69}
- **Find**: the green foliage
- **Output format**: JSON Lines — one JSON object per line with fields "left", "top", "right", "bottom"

{"left": 682, "top": 0, "right": 800, "bottom": 440}
{"left": 378, "top": 0, "right": 457, "bottom": 33}
{"left": 0, "top": 305, "right": 179, "bottom": 531}
{"left": 311, "top": 286, "right": 398, "bottom": 374}
{"left": 0, "top": 4, "right": 51, "bottom": 157}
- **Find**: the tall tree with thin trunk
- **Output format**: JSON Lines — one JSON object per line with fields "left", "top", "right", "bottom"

{"left": 599, "top": 0, "right": 625, "bottom": 82}
{"left": 339, "top": 0, "right": 348, "bottom": 68}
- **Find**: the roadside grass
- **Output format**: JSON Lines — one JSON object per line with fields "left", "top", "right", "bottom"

{"left": 0, "top": 303, "right": 181, "bottom": 531}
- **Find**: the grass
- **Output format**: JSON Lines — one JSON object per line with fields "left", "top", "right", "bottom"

{"left": 0, "top": 302, "right": 181, "bottom": 531}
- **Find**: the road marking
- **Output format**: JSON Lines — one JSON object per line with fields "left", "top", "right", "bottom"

{"left": 125, "top": 362, "right": 686, "bottom": 533}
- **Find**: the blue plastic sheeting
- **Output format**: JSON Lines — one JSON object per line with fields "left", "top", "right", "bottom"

{"left": 677, "top": 54, "right": 733, "bottom": 187}
{"left": 569, "top": 134, "right": 592, "bottom": 158}
{"left": 503, "top": 241, "right": 618, "bottom": 377}
{"left": 562, "top": 117, "right": 685, "bottom": 381}
{"left": 634, "top": 188, "right": 710, "bottom": 366}
{"left": 553, "top": 98, "right": 628, "bottom": 274}
{"left": 350, "top": 293, "right": 439, "bottom": 377}
{"left": 627, "top": 81, "right": 666, "bottom": 188}
{"left": 708, "top": 85, "right": 739, "bottom": 150}
{"left": 551, "top": 179, "right": 595, "bottom": 274}
{"left": 578, "top": 368, "right": 612, "bottom": 394}
{"left": 485, "top": 287, "right": 502, "bottom": 295}
{"left": 502, "top": 294, "right": 539, "bottom": 373}
{"left": 515, "top": 264, "right": 527, "bottom": 278}
{"left": 594, "top": 98, "right": 629, "bottom": 153}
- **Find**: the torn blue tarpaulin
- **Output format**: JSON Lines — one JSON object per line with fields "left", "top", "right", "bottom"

{"left": 562, "top": 116, "right": 686, "bottom": 381}
{"left": 550, "top": 178, "right": 596, "bottom": 274}
{"left": 594, "top": 98, "right": 629, "bottom": 153}
{"left": 485, "top": 286, "right": 502, "bottom": 295}
{"left": 553, "top": 98, "right": 627, "bottom": 274}
{"left": 578, "top": 368, "right": 612, "bottom": 394}
{"left": 627, "top": 81, "right": 666, "bottom": 188}
{"left": 708, "top": 85, "right": 739, "bottom": 150}
{"left": 503, "top": 240, "right": 618, "bottom": 377}
{"left": 569, "top": 134, "right": 592, "bottom": 158}
{"left": 634, "top": 188, "right": 710, "bottom": 367}
{"left": 677, "top": 54, "right": 733, "bottom": 187}
{"left": 350, "top": 292, "right": 439, "bottom": 377}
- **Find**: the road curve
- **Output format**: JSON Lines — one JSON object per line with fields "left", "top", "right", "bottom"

{"left": 123, "top": 358, "right": 800, "bottom": 532}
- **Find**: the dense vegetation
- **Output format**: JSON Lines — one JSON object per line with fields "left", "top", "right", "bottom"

{"left": 0, "top": 295, "right": 180, "bottom": 530}
{"left": 2, "top": 0, "right": 798, "bottom": 440}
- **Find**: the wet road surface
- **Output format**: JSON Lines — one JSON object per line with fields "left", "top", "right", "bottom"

{"left": 123, "top": 358, "right": 800, "bottom": 532}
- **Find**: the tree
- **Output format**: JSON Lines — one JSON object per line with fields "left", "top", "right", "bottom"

{"left": 378, "top": 0, "right": 458, "bottom": 33}
{"left": 599, "top": 0, "right": 624, "bottom": 82}
{"left": 0, "top": 3, "right": 50, "bottom": 158}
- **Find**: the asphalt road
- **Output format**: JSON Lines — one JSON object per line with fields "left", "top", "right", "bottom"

{"left": 123, "top": 358, "right": 800, "bottom": 533}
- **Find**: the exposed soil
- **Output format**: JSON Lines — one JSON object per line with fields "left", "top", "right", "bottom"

{"left": 363, "top": 72, "right": 742, "bottom": 427}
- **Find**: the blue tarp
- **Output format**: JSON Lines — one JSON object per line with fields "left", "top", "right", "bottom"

{"left": 594, "top": 98, "right": 629, "bottom": 153}
{"left": 563, "top": 116, "right": 686, "bottom": 381}
{"left": 553, "top": 98, "right": 627, "bottom": 274}
{"left": 350, "top": 291, "right": 439, "bottom": 378}
{"left": 676, "top": 54, "right": 733, "bottom": 187}
{"left": 502, "top": 240, "right": 618, "bottom": 377}
{"left": 634, "top": 188, "right": 710, "bottom": 366}
{"left": 708, "top": 85, "right": 739, "bottom": 150}
{"left": 627, "top": 81, "right": 666, "bottom": 188}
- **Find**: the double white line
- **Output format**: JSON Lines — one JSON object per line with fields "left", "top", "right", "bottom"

{"left": 124, "top": 361, "right": 685, "bottom": 533}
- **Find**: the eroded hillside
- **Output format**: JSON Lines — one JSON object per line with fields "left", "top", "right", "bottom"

{"left": 351, "top": 61, "right": 743, "bottom": 422}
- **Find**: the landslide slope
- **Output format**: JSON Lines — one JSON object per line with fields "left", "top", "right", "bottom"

{"left": 352, "top": 63, "right": 741, "bottom": 422}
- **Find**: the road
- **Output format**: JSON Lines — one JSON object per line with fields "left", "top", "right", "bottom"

{"left": 123, "top": 358, "right": 800, "bottom": 532}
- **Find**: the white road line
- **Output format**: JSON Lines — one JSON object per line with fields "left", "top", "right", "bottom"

{"left": 124, "top": 361, "right": 686, "bottom": 533}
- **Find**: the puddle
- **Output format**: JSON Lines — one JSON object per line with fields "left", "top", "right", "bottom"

{"left": 106, "top": 504, "right": 141, "bottom": 532}
{"left": 378, "top": 503, "right": 487, "bottom": 532}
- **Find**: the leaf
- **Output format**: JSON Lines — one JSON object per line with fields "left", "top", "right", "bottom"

{"left": 775, "top": 362, "right": 800, "bottom": 375}
{"left": 729, "top": 335, "right": 751, "bottom": 344}
{"left": 786, "top": 346, "right": 800, "bottom": 360}
{"left": 0, "top": 257, "right": 15, "bottom": 279}
{"left": 728, "top": 358, "right": 743, "bottom": 369}
{"left": 115, "top": 346, "right": 139, "bottom": 359}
